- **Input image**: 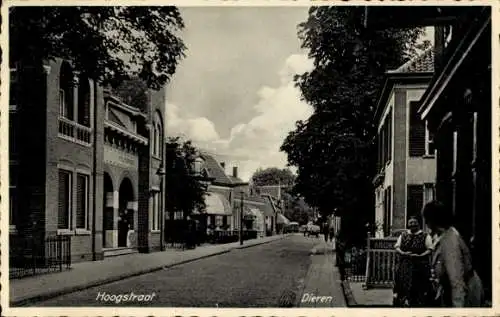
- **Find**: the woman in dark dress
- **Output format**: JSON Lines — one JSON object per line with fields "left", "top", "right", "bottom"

{"left": 393, "top": 217, "right": 433, "bottom": 307}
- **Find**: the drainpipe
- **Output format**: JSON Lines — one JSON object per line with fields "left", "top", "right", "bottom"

{"left": 91, "top": 80, "right": 97, "bottom": 261}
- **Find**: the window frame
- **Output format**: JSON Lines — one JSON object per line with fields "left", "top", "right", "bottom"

{"left": 425, "top": 120, "right": 435, "bottom": 157}
{"left": 58, "top": 169, "right": 73, "bottom": 231}
{"left": 75, "top": 172, "right": 90, "bottom": 231}
{"left": 151, "top": 192, "right": 161, "bottom": 231}
{"left": 59, "top": 89, "right": 67, "bottom": 118}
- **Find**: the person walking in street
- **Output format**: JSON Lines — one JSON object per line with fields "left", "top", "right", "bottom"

{"left": 393, "top": 216, "right": 433, "bottom": 307}
{"left": 329, "top": 223, "right": 335, "bottom": 243}
{"left": 322, "top": 222, "right": 329, "bottom": 243}
{"left": 422, "top": 200, "right": 484, "bottom": 307}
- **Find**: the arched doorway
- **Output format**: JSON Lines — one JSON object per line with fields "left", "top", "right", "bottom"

{"left": 118, "top": 178, "right": 134, "bottom": 247}
{"left": 103, "top": 173, "right": 113, "bottom": 248}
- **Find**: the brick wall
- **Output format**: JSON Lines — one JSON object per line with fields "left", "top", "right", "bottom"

{"left": 17, "top": 63, "right": 48, "bottom": 238}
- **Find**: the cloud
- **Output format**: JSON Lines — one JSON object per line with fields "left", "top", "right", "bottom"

{"left": 165, "top": 54, "right": 314, "bottom": 181}
{"left": 166, "top": 102, "right": 220, "bottom": 143}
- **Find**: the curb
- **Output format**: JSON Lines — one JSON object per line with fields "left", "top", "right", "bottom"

{"left": 234, "top": 235, "right": 286, "bottom": 249}
{"left": 11, "top": 236, "right": 287, "bottom": 306}
{"left": 341, "top": 280, "right": 358, "bottom": 307}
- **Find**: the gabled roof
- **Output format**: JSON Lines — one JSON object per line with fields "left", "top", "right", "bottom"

{"left": 254, "top": 185, "right": 282, "bottom": 200}
{"left": 199, "top": 152, "right": 247, "bottom": 186}
{"left": 200, "top": 153, "right": 234, "bottom": 185}
{"left": 373, "top": 48, "right": 435, "bottom": 124}
{"left": 239, "top": 195, "right": 275, "bottom": 217}
{"left": 388, "top": 47, "right": 434, "bottom": 74}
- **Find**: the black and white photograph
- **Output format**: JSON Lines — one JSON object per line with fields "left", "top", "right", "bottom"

{"left": 1, "top": 2, "right": 498, "bottom": 315}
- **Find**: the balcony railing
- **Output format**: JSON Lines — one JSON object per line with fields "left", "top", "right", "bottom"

{"left": 58, "top": 116, "right": 92, "bottom": 145}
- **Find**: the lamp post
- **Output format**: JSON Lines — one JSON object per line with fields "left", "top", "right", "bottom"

{"left": 239, "top": 191, "right": 244, "bottom": 245}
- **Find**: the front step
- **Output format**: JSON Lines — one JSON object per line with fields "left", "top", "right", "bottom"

{"left": 103, "top": 247, "right": 138, "bottom": 257}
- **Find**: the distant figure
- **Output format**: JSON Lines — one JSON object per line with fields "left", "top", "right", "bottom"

{"left": 422, "top": 201, "right": 484, "bottom": 307}
{"left": 393, "top": 216, "right": 433, "bottom": 307}
{"left": 322, "top": 222, "right": 329, "bottom": 242}
{"left": 329, "top": 223, "right": 335, "bottom": 243}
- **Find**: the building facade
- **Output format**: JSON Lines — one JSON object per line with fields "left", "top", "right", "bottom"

{"left": 365, "top": 5, "right": 492, "bottom": 300}
{"left": 9, "top": 58, "right": 166, "bottom": 262}
{"left": 373, "top": 49, "right": 436, "bottom": 237}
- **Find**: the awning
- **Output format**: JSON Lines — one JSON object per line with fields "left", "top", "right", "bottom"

{"left": 277, "top": 214, "right": 290, "bottom": 225}
{"left": 204, "top": 192, "right": 232, "bottom": 216}
{"left": 244, "top": 207, "right": 262, "bottom": 219}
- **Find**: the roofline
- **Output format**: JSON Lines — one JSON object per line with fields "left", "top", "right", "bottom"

{"left": 418, "top": 11, "right": 490, "bottom": 119}
{"left": 212, "top": 181, "right": 249, "bottom": 188}
{"left": 373, "top": 72, "right": 433, "bottom": 124}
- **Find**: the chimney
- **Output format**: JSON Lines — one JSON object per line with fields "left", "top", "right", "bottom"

{"left": 220, "top": 162, "right": 225, "bottom": 170}
{"left": 233, "top": 166, "right": 238, "bottom": 178}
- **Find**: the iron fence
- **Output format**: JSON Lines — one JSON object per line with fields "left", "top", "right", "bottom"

{"left": 9, "top": 235, "right": 71, "bottom": 279}
{"left": 343, "top": 237, "right": 399, "bottom": 288}
{"left": 345, "top": 247, "right": 368, "bottom": 283}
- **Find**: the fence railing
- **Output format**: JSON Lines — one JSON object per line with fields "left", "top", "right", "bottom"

{"left": 344, "top": 237, "right": 398, "bottom": 288}
{"left": 58, "top": 116, "right": 92, "bottom": 145}
{"left": 9, "top": 235, "right": 72, "bottom": 279}
{"left": 345, "top": 248, "right": 368, "bottom": 283}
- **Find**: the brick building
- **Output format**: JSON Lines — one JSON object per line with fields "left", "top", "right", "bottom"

{"left": 373, "top": 48, "right": 437, "bottom": 237}
{"left": 9, "top": 58, "right": 166, "bottom": 262}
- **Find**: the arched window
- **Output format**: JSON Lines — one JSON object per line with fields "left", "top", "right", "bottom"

{"left": 77, "top": 76, "right": 91, "bottom": 127}
{"left": 59, "top": 62, "right": 74, "bottom": 120}
{"left": 153, "top": 111, "right": 163, "bottom": 157}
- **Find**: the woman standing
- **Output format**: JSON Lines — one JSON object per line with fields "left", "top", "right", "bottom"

{"left": 393, "top": 217, "right": 433, "bottom": 307}
{"left": 422, "top": 201, "right": 484, "bottom": 307}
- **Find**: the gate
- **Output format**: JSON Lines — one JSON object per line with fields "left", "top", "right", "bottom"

{"left": 364, "top": 237, "right": 398, "bottom": 288}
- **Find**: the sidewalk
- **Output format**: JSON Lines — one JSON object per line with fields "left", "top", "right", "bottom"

{"left": 345, "top": 282, "right": 393, "bottom": 306}
{"left": 296, "top": 240, "right": 346, "bottom": 307}
{"left": 10, "top": 234, "right": 287, "bottom": 306}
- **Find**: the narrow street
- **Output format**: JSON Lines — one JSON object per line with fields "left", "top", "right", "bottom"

{"left": 35, "top": 235, "right": 345, "bottom": 307}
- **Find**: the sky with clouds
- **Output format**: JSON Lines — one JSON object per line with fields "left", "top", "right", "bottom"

{"left": 165, "top": 7, "right": 433, "bottom": 182}
{"left": 165, "top": 7, "right": 312, "bottom": 181}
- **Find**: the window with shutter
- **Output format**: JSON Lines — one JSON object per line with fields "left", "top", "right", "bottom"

{"left": 407, "top": 185, "right": 424, "bottom": 225}
{"left": 387, "top": 110, "right": 392, "bottom": 161}
{"left": 381, "top": 122, "right": 386, "bottom": 166}
{"left": 423, "top": 183, "right": 435, "bottom": 204}
{"left": 409, "top": 101, "right": 426, "bottom": 157}
{"left": 425, "top": 121, "right": 435, "bottom": 156}
{"left": 58, "top": 170, "right": 72, "bottom": 229}
{"left": 76, "top": 174, "right": 88, "bottom": 229}
{"left": 77, "top": 79, "right": 91, "bottom": 127}
{"left": 377, "top": 132, "right": 382, "bottom": 170}
{"left": 383, "top": 187, "right": 392, "bottom": 236}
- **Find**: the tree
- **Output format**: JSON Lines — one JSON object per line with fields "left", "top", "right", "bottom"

{"left": 165, "top": 137, "right": 207, "bottom": 219}
{"left": 282, "top": 193, "right": 315, "bottom": 225}
{"left": 251, "top": 167, "right": 296, "bottom": 187}
{"left": 9, "top": 6, "right": 186, "bottom": 90}
{"left": 280, "top": 7, "right": 427, "bottom": 245}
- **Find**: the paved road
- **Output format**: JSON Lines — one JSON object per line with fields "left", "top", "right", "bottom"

{"left": 37, "top": 235, "right": 322, "bottom": 307}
